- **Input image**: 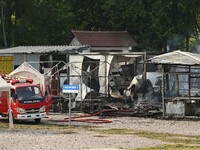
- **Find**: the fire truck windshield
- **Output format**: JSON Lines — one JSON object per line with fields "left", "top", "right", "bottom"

{"left": 16, "top": 86, "right": 43, "bottom": 101}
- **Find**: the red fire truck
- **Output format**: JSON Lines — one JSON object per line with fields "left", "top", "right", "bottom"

{"left": 0, "top": 78, "right": 50, "bottom": 123}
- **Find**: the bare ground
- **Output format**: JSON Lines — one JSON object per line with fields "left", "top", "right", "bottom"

{"left": 0, "top": 113, "right": 200, "bottom": 150}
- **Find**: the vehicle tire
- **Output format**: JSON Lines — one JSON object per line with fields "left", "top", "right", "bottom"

{"left": 34, "top": 118, "right": 41, "bottom": 123}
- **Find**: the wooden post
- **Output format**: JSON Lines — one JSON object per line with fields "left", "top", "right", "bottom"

{"left": 188, "top": 66, "right": 191, "bottom": 100}
{"left": 143, "top": 53, "right": 147, "bottom": 82}
{"left": 162, "top": 66, "right": 165, "bottom": 117}
{"left": 7, "top": 91, "right": 14, "bottom": 130}
{"left": 105, "top": 55, "right": 107, "bottom": 95}
{"left": 176, "top": 74, "right": 179, "bottom": 96}
{"left": 68, "top": 94, "right": 71, "bottom": 127}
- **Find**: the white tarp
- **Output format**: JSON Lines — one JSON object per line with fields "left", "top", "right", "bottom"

{"left": 69, "top": 54, "right": 142, "bottom": 100}
{"left": 69, "top": 55, "right": 90, "bottom": 101}
{"left": 0, "top": 76, "right": 10, "bottom": 92}
{"left": 9, "top": 62, "right": 47, "bottom": 95}
{"left": 69, "top": 54, "right": 144, "bottom": 101}
{"left": 69, "top": 55, "right": 113, "bottom": 101}
{"left": 85, "top": 55, "right": 114, "bottom": 94}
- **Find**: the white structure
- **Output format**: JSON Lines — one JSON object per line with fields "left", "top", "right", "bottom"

{"left": 67, "top": 52, "right": 146, "bottom": 101}
{"left": 0, "top": 76, "right": 13, "bottom": 129}
{"left": 0, "top": 76, "right": 10, "bottom": 92}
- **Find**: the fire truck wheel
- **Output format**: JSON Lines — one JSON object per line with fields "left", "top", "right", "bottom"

{"left": 34, "top": 118, "right": 41, "bottom": 123}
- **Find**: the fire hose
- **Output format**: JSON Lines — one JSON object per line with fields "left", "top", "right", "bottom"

{"left": 47, "top": 109, "right": 117, "bottom": 124}
{"left": 47, "top": 107, "right": 159, "bottom": 123}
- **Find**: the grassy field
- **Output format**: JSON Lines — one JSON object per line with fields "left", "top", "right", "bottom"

{"left": 92, "top": 128, "right": 200, "bottom": 150}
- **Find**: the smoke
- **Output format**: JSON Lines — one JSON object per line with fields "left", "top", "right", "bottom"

{"left": 192, "top": 43, "right": 200, "bottom": 54}
{"left": 167, "top": 34, "right": 183, "bottom": 52}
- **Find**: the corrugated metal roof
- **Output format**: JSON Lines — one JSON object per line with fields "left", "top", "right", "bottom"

{"left": 71, "top": 30, "right": 139, "bottom": 47}
{"left": 147, "top": 50, "right": 200, "bottom": 65}
{"left": 0, "top": 45, "right": 88, "bottom": 54}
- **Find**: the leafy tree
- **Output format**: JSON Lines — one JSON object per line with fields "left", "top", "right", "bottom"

{"left": 14, "top": 0, "right": 71, "bottom": 45}
{"left": 0, "top": 0, "right": 200, "bottom": 52}
{"left": 166, "top": 0, "right": 200, "bottom": 52}
{"left": 67, "top": 0, "right": 105, "bottom": 30}
{"left": 0, "top": 0, "right": 12, "bottom": 47}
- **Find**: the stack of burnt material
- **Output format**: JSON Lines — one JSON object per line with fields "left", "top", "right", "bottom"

{"left": 81, "top": 90, "right": 162, "bottom": 117}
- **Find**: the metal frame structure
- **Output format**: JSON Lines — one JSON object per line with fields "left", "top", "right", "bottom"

{"left": 162, "top": 64, "right": 200, "bottom": 117}
{"left": 26, "top": 52, "right": 147, "bottom": 113}
{"left": 146, "top": 50, "right": 200, "bottom": 118}
{"left": 57, "top": 52, "right": 147, "bottom": 112}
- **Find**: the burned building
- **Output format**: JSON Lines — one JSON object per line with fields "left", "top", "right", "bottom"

{"left": 50, "top": 30, "right": 165, "bottom": 115}
{"left": 63, "top": 31, "right": 159, "bottom": 113}
{"left": 60, "top": 52, "right": 148, "bottom": 112}
{"left": 147, "top": 50, "right": 200, "bottom": 118}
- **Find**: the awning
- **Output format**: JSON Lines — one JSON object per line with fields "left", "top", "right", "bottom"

{"left": 147, "top": 50, "right": 200, "bottom": 66}
{"left": 0, "top": 45, "right": 89, "bottom": 54}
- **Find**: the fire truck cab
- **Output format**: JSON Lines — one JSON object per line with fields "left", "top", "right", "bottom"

{"left": 0, "top": 78, "right": 48, "bottom": 123}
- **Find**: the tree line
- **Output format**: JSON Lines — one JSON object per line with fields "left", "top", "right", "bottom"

{"left": 0, "top": 0, "right": 200, "bottom": 52}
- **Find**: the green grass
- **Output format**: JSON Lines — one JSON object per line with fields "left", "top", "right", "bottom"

{"left": 134, "top": 144, "right": 200, "bottom": 150}
{"left": 92, "top": 128, "right": 200, "bottom": 145}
